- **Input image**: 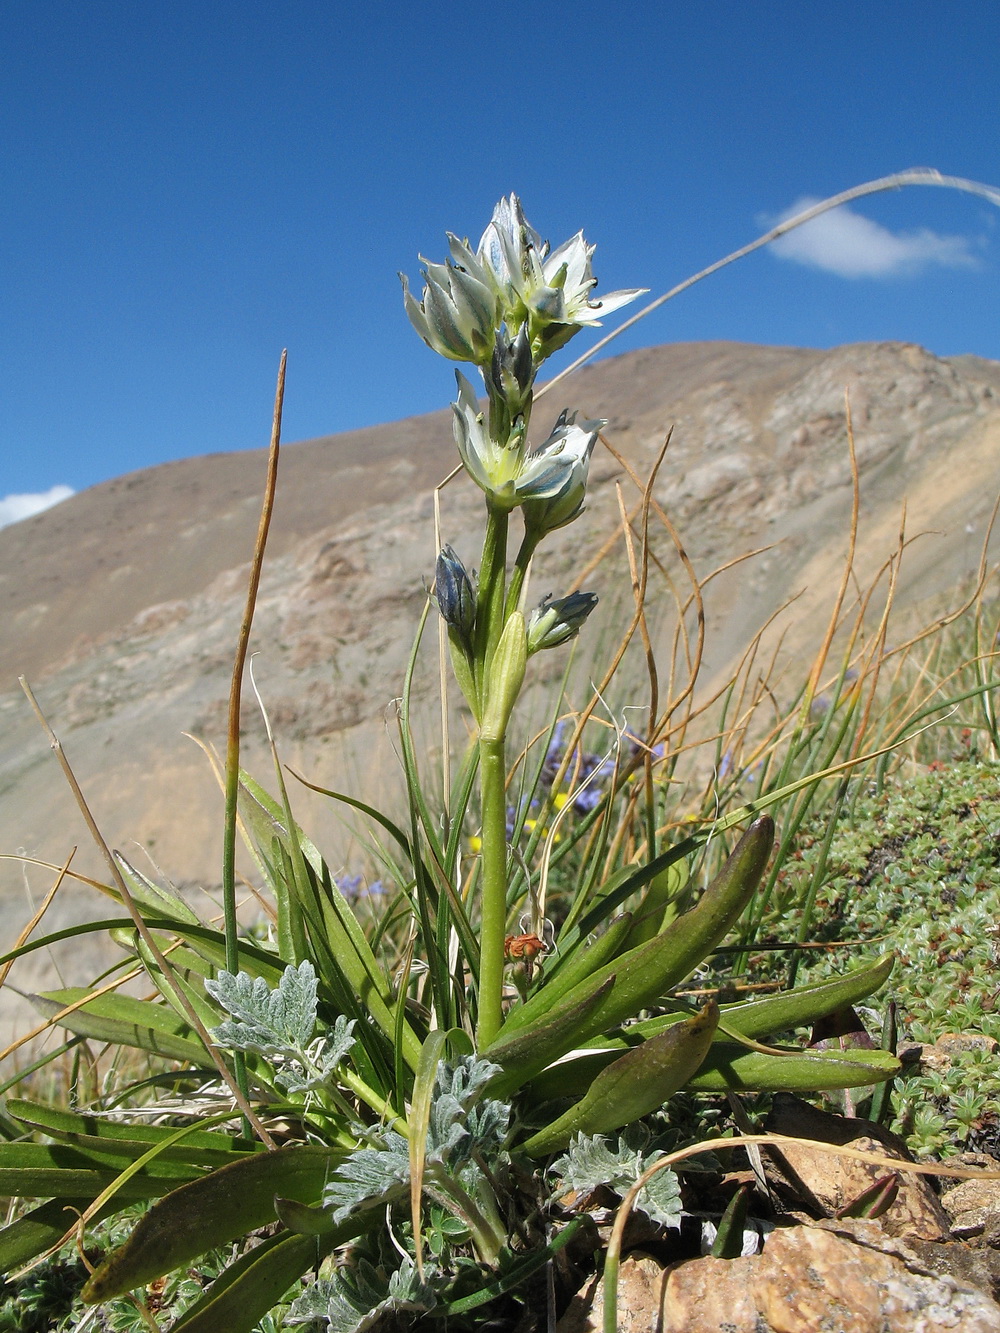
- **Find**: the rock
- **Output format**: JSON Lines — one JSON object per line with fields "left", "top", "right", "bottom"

{"left": 765, "top": 1093, "right": 953, "bottom": 1240}
{"left": 942, "top": 1160, "right": 1000, "bottom": 1244}
{"left": 556, "top": 1254, "right": 667, "bottom": 1333}
{"left": 937, "top": 1034, "right": 999, "bottom": 1058}
{"left": 900, "top": 1035, "right": 1000, "bottom": 1079}
{"left": 661, "top": 1221, "right": 1000, "bottom": 1332}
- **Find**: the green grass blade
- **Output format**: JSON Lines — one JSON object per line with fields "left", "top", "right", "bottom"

{"left": 440, "top": 1217, "right": 587, "bottom": 1315}
{"left": 26, "top": 988, "right": 210, "bottom": 1065}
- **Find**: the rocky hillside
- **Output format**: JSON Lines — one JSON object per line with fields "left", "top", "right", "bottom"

{"left": 3, "top": 339, "right": 1000, "bottom": 1021}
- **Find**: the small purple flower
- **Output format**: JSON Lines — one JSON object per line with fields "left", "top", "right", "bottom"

{"left": 338, "top": 873, "right": 387, "bottom": 903}
{"left": 339, "top": 874, "right": 364, "bottom": 900}
{"left": 572, "top": 785, "right": 603, "bottom": 814}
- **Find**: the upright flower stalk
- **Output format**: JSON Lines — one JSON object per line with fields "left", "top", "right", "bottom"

{"left": 402, "top": 196, "right": 644, "bottom": 1046}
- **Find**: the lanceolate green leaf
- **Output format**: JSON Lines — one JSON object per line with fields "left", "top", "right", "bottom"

{"left": 83, "top": 1143, "right": 349, "bottom": 1302}
{"left": 521, "top": 1002, "right": 719, "bottom": 1155}
{"left": 237, "top": 771, "right": 422, "bottom": 1073}
{"left": 169, "top": 1226, "right": 374, "bottom": 1333}
{"left": 7, "top": 1098, "right": 256, "bottom": 1169}
{"left": 684, "top": 1044, "right": 900, "bottom": 1092}
{"left": 274, "top": 1195, "right": 340, "bottom": 1235}
{"left": 708, "top": 953, "right": 896, "bottom": 1040}
{"left": 0, "top": 1197, "right": 112, "bottom": 1271}
{"left": 0, "top": 1142, "right": 198, "bottom": 1200}
{"left": 111, "top": 919, "right": 288, "bottom": 983}
{"left": 485, "top": 979, "right": 615, "bottom": 1097}
{"left": 617, "top": 858, "right": 692, "bottom": 952}
{"left": 524, "top": 954, "right": 896, "bottom": 1103}
{"left": 113, "top": 851, "right": 202, "bottom": 925}
{"left": 601, "top": 952, "right": 896, "bottom": 1049}
{"left": 488, "top": 817, "right": 773, "bottom": 1085}
{"left": 26, "top": 988, "right": 209, "bottom": 1065}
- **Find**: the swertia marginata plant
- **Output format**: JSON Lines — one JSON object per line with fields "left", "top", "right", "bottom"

{"left": 1, "top": 195, "right": 919, "bottom": 1332}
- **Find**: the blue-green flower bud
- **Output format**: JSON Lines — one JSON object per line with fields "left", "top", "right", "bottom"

{"left": 486, "top": 325, "right": 536, "bottom": 443}
{"left": 435, "top": 545, "right": 476, "bottom": 643}
{"left": 488, "top": 326, "right": 535, "bottom": 412}
{"left": 526, "top": 592, "right": 599, "bottom": 653}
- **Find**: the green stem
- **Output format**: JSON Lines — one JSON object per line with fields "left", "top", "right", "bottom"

{"left": 472, "top": 501, "right": 513, "bottom": 1051}
{"left": 339, "top": 1067, "right": 409, "bottom": 1135}
{"left": 425, "top": 1167, "right": 505, "bottom": 1264}
{"left": 474, "top": 504, "right": 509, "bottom": 704}
{"left": 505, "top": 527, "right": 540, "bottom": 619}
{"left": 477, "top": 735, "right": 508, "bottom": 1049}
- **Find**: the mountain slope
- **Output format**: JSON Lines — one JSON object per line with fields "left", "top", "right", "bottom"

{"left": 3, "top": 339, "right": 999, "bottom": 1024}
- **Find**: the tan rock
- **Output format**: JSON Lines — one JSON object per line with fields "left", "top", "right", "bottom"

{"left": 765, "top": 1093, "right": 952, "bottom": 1240}
{"left": 662, "top": 1223, "right": 1000, "bottom": 1332}
{"left": 943, "top": 1167, "right": 1000, "bottom": 1242}
{"left": 556, "top": 1254, "right": 669, "bottom": 1333}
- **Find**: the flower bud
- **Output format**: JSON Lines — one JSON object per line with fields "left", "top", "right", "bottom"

{"left": 527, "top": 592, "right": 599, "bottom": 653}
{"left": 485, "top": 325, "right": 536, "bottom": 444}
{"left": 481, "top": 612, "right": 527, "bottom": 742}
{"left": 487, "top": 325, "right": 535, "bottom": 413}
{"left": 435, "top": 545, "right": 476, "bottom": 643}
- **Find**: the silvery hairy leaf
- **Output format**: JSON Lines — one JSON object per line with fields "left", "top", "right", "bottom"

{"left": 324, "top": 1057, "right": 510, "bottom": 1222}
{"left": 206, "top": 960, "right": 319, "bottom": 1057}
{"left": 276, "top": 1014, "right": 357, "bottom": 1093}
{"left": 427, "top": 1055, "right": 509, "bottom": 1165}
{"left": 323, "top": 1131, "right": 412, "bottom": 1223}
{"left": 551, "top": 1132, "right": 682, "bottom": 1229}
{"left": 287, "top": 1257, "right": 436, "bottom": 1333}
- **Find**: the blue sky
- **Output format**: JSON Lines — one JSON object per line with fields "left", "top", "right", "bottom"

{"left": 3, "top": 0, "right": 999, "bottom": 525}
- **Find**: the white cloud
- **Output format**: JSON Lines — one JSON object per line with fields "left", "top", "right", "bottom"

{"left": 768, "top": 197, "right": 979, "bottom": 279}
{"left": 0, "top": 484, "right": 75, "bottom": 530}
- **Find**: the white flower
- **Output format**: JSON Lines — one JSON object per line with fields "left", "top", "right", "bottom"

{"left": 520, "top": 411, "right": 604, "bottom": 534}
{"left": 400, "top": 233, "right": 499, "bottom": 364}
{"left": 452, "top": 372, "right": 524, "bottom": 505}
{"left": 477, "top": 195, "right": 646, "bottom": 357}
{"left": 453, "top": 373, "right": 603, "bottom": 514}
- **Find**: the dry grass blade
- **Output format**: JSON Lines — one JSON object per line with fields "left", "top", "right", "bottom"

{"left": 16, "top": 676, "right": 276, "bottom": 1147}
{"left": 223, "top": 350, "right": 286, "bottom": 964}
{"left": 0, "top": 963, "right": 145, "bottom": 1065}
{"left": 0, "top": 849, "right": 76, "bottom": 993}
{"left": 547, "top": 431, "right": 674, "bottom": 801}
{"left": 540, "top": 169, "right": 1000, "bottom": 406}
{"left": 802, "top": 391, "right": 861, "bottom": 714}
